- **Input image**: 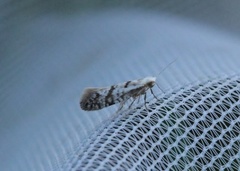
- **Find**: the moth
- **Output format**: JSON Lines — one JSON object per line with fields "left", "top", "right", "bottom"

{"left": 80, "top": 60, "right": 176, "bottom": 111}
{"left": 80, "top": 77, "right": 157, "bottom": 111}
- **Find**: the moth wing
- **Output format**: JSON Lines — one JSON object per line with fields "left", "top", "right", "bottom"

{"left": 80, "top": 78, "right": 154, "bottom": 111}
{"left": 80, "top": 87, "right": 108, "bottom": 111}
{"left": 80, "top": 86, "right": 128, "bottom": 111}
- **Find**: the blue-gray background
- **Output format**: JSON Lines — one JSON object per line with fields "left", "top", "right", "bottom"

{"left": 1, "top": 1, "right": 240, "bottom": 170}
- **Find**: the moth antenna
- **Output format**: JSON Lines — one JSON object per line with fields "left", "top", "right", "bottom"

{"left": 156, "top": 58, "right": 177, "bottom": 79}
{"left": 154, "top": 58, "right": 177, "bottom": 93}
{"left": 155, "top": 82, "right": 164, "bottom": 92}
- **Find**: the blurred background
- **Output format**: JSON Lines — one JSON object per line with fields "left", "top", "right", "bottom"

{"left": 1, "top": 1, "right": 240, "bottom": 170}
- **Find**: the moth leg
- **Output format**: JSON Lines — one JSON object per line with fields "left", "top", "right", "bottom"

{"left": 117, "top": 100, "right": 127, "bottom": 112}
{"left": 137, "top": 94, "right": 141, "bottom": 103}
{"left": 144, "top": 93, "right": 149, "bottom": 110}
{"left": 150, "top": 88, "right": 160, "bottom": 101}
{"left": 128, "top": 98, "right": 137, "bottom": 109}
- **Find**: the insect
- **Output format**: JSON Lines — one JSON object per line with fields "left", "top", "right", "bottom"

{"left": 80, "top": 60, "right": 176, "bottom": 111}
{"left": 80, "top": 77, "right": 157, "bottom": 111}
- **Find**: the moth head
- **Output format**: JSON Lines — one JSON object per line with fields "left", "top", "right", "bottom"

{"left": 142, "top": 77, "right": 156, "bottom": 88}
{"left": 147, "top": 80, "right": 155, "bottom": 88}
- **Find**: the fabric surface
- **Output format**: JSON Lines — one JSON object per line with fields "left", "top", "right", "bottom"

{"left": 77, "top": 76, "right": 240, "bottom": 170}
{"left": 1, "top": 4, "right": 240, "bottom": 171}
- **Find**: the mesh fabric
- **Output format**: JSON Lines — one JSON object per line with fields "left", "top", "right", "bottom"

{"left": 76, "top": 76, "right": 240, "bottom": 170}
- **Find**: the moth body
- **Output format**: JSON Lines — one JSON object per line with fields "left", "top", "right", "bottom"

{"left": 80, "top": 76, "right": 156, "bottom": 111}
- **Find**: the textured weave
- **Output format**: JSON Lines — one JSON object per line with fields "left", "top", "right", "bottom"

{"left": 2, "top": 1, "right": 240, "bottom": 170}
{"left": 76, "top": 76, "right": 240, "bottom": 170}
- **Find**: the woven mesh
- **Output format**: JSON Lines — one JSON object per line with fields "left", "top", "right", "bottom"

{"left": 75, "top": 76, "right": 240, "bottom": 171}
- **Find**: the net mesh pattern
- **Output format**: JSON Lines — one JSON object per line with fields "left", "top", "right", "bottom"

{"left": 75, "top": 76, "right": 240, "bottom": 171}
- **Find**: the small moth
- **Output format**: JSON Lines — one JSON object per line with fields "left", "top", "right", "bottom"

{"left": 80, "top": 77, "right": 156, "bottom": 111}
{"left": 80, "top": 59, "right": 176, "bottom": 111}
